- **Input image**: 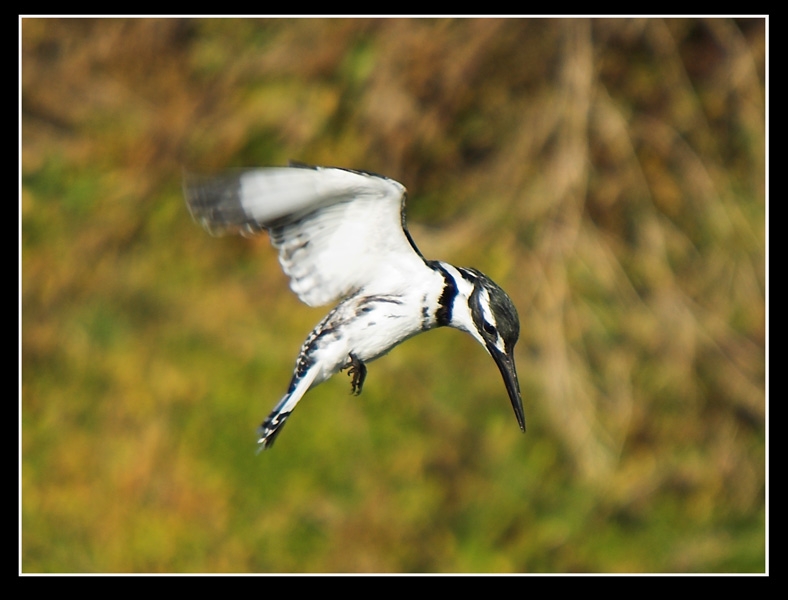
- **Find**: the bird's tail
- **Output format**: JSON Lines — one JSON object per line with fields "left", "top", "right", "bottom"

{"left": 256, "top": 405, "right": 291, "bottom": 451}
{"left": 256, "top": 368, "right": 318, "bottom": 451}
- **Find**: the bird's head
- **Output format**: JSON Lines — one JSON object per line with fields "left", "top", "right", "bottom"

{"left": 443, "top": 265, "right": 525, "bottom": 433}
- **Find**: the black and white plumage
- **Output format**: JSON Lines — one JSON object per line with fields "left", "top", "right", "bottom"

{"left": 184, "top": 163, "right": 525, "bottom": 450}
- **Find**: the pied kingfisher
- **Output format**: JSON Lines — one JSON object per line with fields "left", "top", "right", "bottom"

{"left": 184, "top": 163, "right": 525, "bottom": 450}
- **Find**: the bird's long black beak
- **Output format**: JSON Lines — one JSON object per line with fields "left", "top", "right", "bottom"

{"left": 489, "top": 346, "right": 526, "bottom": 432}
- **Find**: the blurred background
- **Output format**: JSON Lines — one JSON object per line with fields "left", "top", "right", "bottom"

{"left": 21, "top": 18, "right": 766, "bottom": 573}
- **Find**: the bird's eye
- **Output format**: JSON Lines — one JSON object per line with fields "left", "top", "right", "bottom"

{"left": 484, "top": 322, "right": 497, "bottom": 335}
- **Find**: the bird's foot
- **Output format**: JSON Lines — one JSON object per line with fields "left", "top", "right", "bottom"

{"left": 343, "top": 353, "right": 367, "bottom": 396}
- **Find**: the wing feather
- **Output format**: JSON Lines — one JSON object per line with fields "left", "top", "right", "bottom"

{"left": 184, "top": 165, "right": 425, "bottom": 307}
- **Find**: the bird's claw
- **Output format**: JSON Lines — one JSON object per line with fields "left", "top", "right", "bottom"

{"left": 344, "top": 353, "right": 367, "bottom": 396}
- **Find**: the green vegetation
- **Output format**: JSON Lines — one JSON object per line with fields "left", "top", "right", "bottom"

{"left": 22, "top": 17, "right": 765, "bottom": 573}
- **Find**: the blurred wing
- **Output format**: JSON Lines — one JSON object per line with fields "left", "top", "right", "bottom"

{"left": 184, "top": 165, "right": 424, "bottom": 307}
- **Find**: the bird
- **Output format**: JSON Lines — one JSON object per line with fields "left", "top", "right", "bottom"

{"left": 183, "top": 162, "right": 525, "bottom": 450}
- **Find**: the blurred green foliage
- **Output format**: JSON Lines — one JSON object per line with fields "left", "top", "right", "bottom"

{"left": 22, "top": 17, "right": 765, "bottom": 573}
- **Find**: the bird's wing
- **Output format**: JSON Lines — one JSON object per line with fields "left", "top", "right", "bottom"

{"left": 184, "top": 165, "right": 425, "bottom": 307}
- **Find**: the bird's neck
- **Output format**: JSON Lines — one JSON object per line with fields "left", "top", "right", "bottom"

{"left": 426, "top": 261, "right": 480, "bottom": 341}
